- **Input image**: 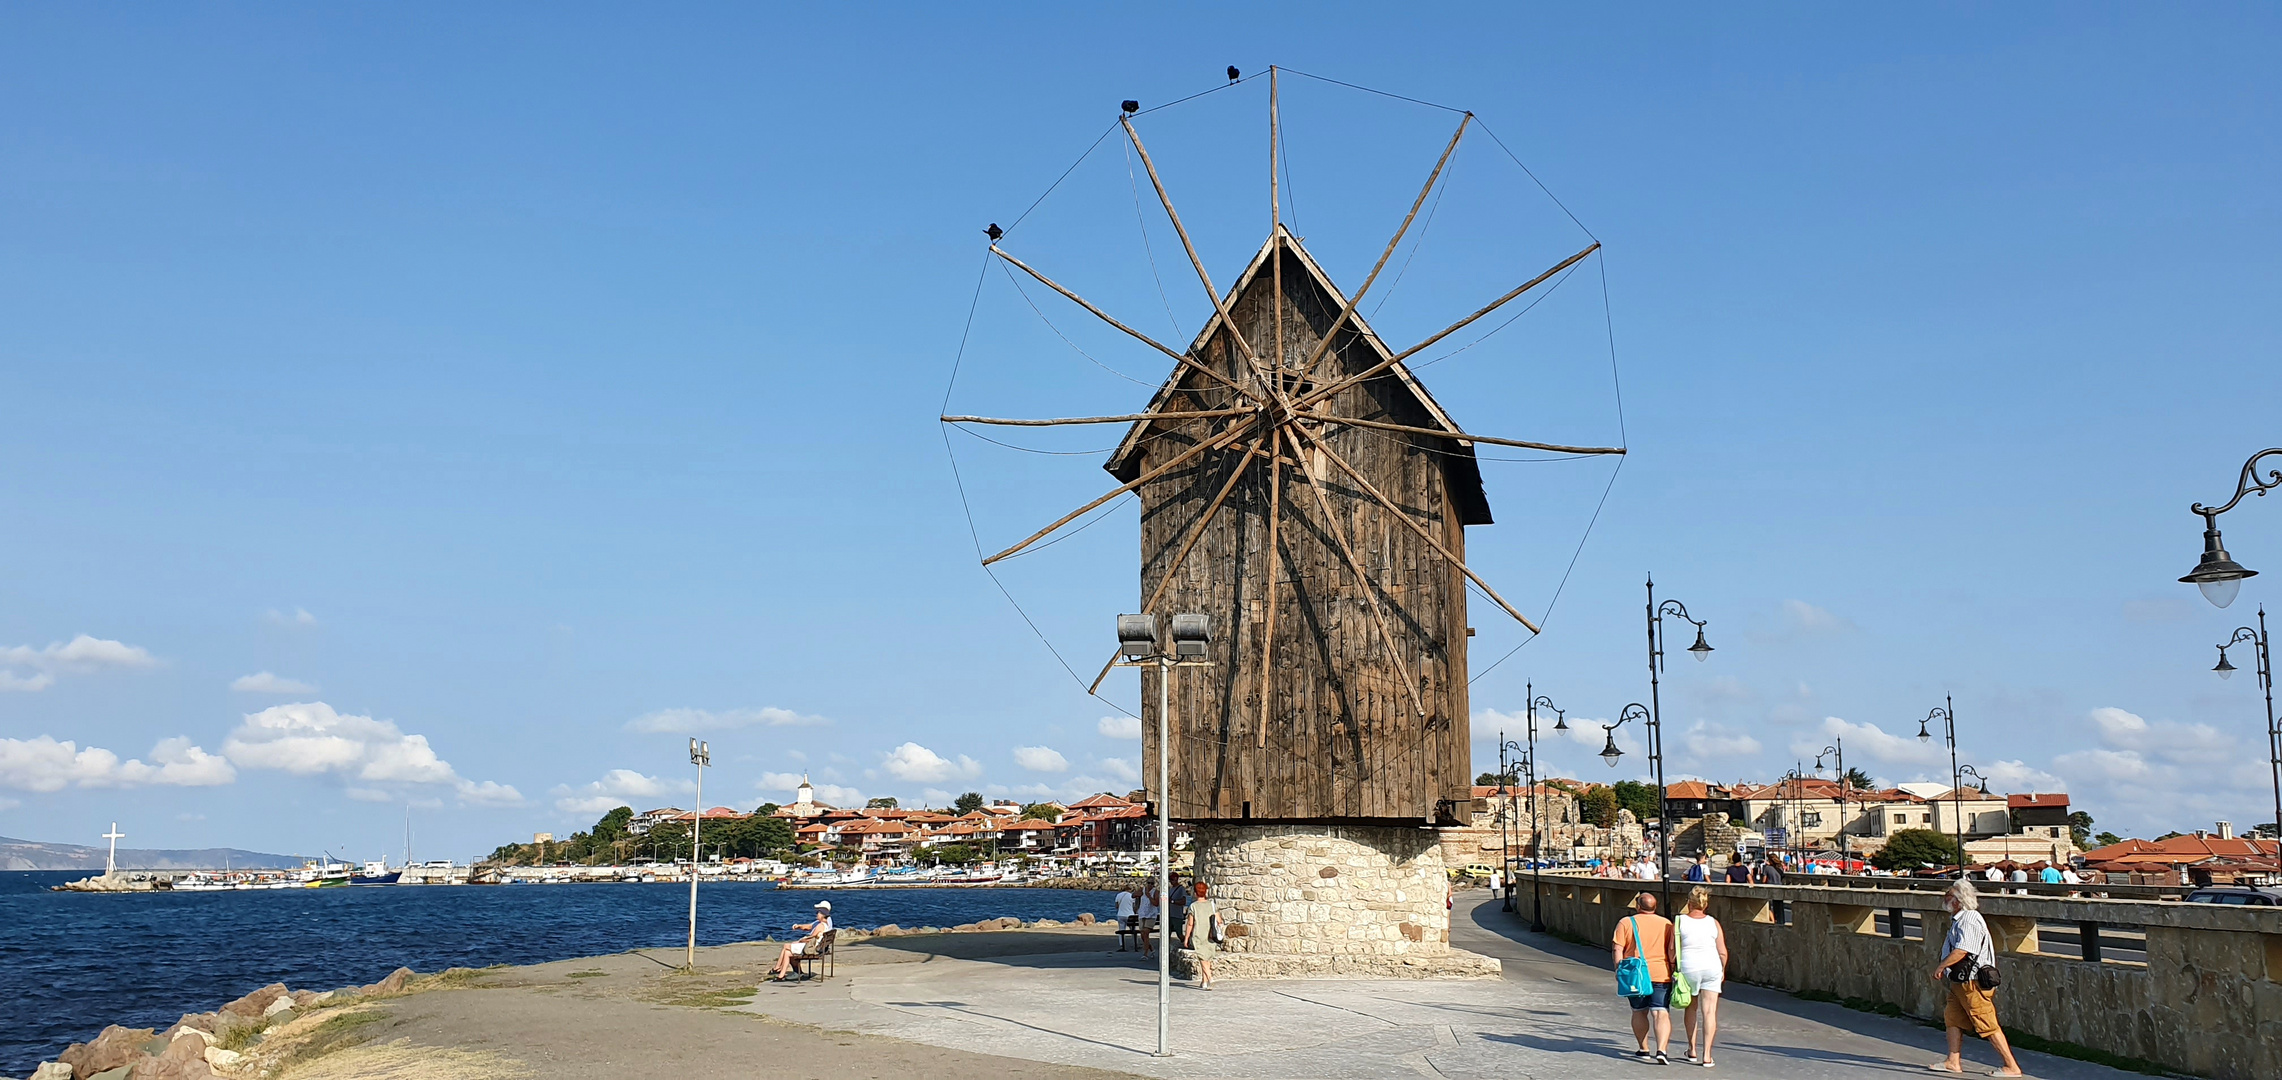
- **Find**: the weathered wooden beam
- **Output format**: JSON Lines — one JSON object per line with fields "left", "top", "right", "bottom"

{"left": 982, "top": 412, "right": 1262, "bottom": 566}
{"left": 942, "top": 408, "right": 1254, "bottom": 427}
{"left": 1290, "top": 422, "right": 1542, "bottom": 634}
{"left": 1294, "top": 241, "right": 1600, "bottom": 413}
{"left": 1311, "top": 414, "right": 1625, "bottom": 456}
{"left": 990, "top": 245, "right": 1262, "bottom": 404}
{"left": 1293, "top": 450, "right": 1430, "bottom": 718}
{"left": 1120, "top": 117, "right": 1276, "bottom": 389}
{"left": 1296, "top": 113, "right": 1471, "bottom": 382}
{"left": 1257, "top": 424, "right": 1284, "bottom": 748}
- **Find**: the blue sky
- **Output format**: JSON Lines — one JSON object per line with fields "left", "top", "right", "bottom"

{"left": 3, "top": 6, "right": 2278, "bottom": 860}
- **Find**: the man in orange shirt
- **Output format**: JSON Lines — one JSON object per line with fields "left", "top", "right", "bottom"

{"left": 1611, "top": 891, "right": 1679, "bottom": 1065}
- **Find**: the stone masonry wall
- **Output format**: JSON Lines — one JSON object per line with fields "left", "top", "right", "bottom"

{"left": 1183, "top": 823, "right": 1499, "bottom": 979}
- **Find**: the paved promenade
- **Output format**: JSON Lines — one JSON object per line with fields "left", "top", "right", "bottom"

{"left": 734, "top": 893, "right": 2146, "bottom": 1079}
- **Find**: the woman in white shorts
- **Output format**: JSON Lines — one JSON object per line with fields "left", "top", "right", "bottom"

{"left": 1677, "top": 885, "right": 1728, "bottom": 1067}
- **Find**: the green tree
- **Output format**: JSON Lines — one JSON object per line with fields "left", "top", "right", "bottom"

{"left": 2067, "top": 810, "right": 2096, "bottom": 850}
{"left": 754, "top": 802, "right": 781, "bottom": 817}
{"left": 2093, "top": 831, "right": 2123, "bottom": 849}
{"left": 1019, "top": 802, "right": 1062, "bottom": 822}
{"left": 954, "top": 792, "right": 986, "bottom": 814}
{"left": 867, "top": 796, "right": 900, "bottom": 809}
{"left": 933, "top": 843, "right": 978, "bottom": 866}
{"left": 591, "top": 806, "right": 634, "bottom": 843}
{"left": 1580, "top": 786, "right": 1620, "bottom": 828}
{"left": 1870, "top": 828, "right": 1962, "bottom": 872}
{"left": 1842, "top": 768, "right": 1876, "bottom": 792}
{"left": 1610, "top": 780, "right": 1661, "bottom": 823}
{"left": 1476, "top": 770, "right": 1518, "bottom": 787}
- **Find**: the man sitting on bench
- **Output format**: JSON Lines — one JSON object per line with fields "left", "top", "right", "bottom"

{"left": 771, "top": 900, "right": 834, "bottom": 981}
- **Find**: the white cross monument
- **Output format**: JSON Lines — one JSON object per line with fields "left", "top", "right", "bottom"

{"left": 102, "top": 822, "right": 125, "bottom": 877}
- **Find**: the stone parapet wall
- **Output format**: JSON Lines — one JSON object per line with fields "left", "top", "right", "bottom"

{"left": 1525, "top": 874, "right": 2282, "bottom": 1080}
{"left": 1184, "top": 823, "right": 1499, "bottom": 979}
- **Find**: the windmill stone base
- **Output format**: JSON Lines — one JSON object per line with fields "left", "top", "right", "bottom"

{"left": 1177, "top": 823, "right": 1501, "bottom": 980}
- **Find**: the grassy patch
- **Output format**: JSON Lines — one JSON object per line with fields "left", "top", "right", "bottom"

{"left": 279, "top": 1009, "right": 390, "bottom": 1068}
{"left": 213, "top": 1016, "right": 275, "bottom": 1052}
{"left": 567, "top": 970, "right": 607, "bottom": 979}
{"left": 659, "top": 985, "right": 759, "bottom": 1009}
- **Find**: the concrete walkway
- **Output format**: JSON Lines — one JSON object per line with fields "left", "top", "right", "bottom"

{"left": 735, "top": 894, "right": 2148, "bottom": 1079}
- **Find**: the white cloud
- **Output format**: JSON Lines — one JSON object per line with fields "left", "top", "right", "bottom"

{"left": 0, "top": 735, "right": 236, "bottom": 791}
{"left": 625, "top": 706, "right": 827, "bottom": 733}
{"left": 231, "top": 672, "right": 318, "bottom": 694}
{"left": 920, "top": 788, "right": 955, "bottom": 804}
{"left": 223, "top": 701, "right": 521, "bottom": 806}
{"left": 1098, "top": 757, "right": 1140, "bottom": 784}
{"left": 552, "top": 769, "right": 692, "bottom": 815}
{"left": 1013, "top": 746, "right": 1069, "bottom": 773}
{"left": 1098, "top": 715, "right": 1142, "bottom": 739}
{"left": 1681, "top": 722, "right": 1762, "bottom": 760}
{"left": 265, "top": 608, "right": 318, "bottom": 627}
{"left": 881, "top": 742, "right": 982, "bottom": 783}
{"left": 1782, "top": 599, "right": 1854, "bottom": 635}
{"left": 0, "top": 635, "right": 159, "bottom": 692}
{"left": 1807, "top": 716, "right": 1946, "bottom": 768}
{"left": 2052, "top": 706, "right": 2265, "bottom": 834}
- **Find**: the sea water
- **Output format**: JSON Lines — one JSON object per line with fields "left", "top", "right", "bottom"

{"left": 0, "top": 870, "right": 1119, "bottom": 1075}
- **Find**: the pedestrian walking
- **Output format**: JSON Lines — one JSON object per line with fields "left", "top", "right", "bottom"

{"left": 1115, "top": 885, "right": 1139, "bottom": 951}
{"left": 1489, "top": 866, "right": 1504, "bottom": 899}
{"left": 1139, "top": 884, "right": 1160, "bottom": 956}
{"left": 1611, "top": 892, "right": 1678, "bottom": 1065}
{"left": 1686, "top": 854, "right": 1709, "bottom": 883}
{"left": 1676, "top": 886, "right": 1728, "bottom": 1068}
{"left": 1927, "top": 879, "right": 2023, "bottom": 1077}
{"left": 1182, "top": 880, "right": 1221, "bottom": 990}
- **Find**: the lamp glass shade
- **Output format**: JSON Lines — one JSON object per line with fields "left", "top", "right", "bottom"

{"left": 1599, "top": 733, "right": 1623, "bottom": 767}
{"left": 2215, "top": 651, "right": 2238, "bottom": 679}
{"left": 1916, "top": 721, "right": 1931, "bottom": 742}
{"left": 2198, "top": 578, "right": 2244, "bottom": 609}
{"left": 1689, "top": 629, "right": 1713, "bottom": 661}
{"left": 1553, "top": 715, "right": 1569, "bottom": 732}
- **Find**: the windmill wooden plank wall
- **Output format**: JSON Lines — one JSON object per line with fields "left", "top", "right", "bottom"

{"left": 1112, "top": 231, "right": 1487, "bottom": 825}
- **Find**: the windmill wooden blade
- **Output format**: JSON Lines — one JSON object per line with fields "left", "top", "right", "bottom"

{"left": 1293, "top": 241, "right": 1600, "bottom": 414}
{"left": 1121, "top": 117, "right": 1274, "bottom": 385}
{"left": 1256, "top": 424, "right": 1283, "bottom": 748}
{"left": 981, "top": 412, "right": 1263, "bottom": 566}
{"left": 1312, "top": 415, "right": 1625, "bottom": 456}
{"left": 992, "top": 245, "right": 1263, "bottom": 404}
{"left": 943, "top": 408, "right": 1253, "bottom": 427}
{"left": 1292, "top": 454, "right": 1430, "bottom": 719}
{"left": 1289, "top": 422, "right": 1541, "bottom": 633}
{"left": 1296, "top": 113, "right": 1471, "bottom": 382}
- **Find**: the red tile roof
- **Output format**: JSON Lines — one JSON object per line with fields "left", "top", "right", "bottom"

{"left": 2007, "top": 793, "right": 2069, "bottom": 810}
{"left": 1067, "top": 793, "right": 1133, "bottom": 809}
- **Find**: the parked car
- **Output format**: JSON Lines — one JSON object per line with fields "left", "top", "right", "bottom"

{"left": 2183, "top": 886, "right": 2282, "bottom": 906}
{"left": 1450, "top": 863, "right": 1495, "bottom": 881}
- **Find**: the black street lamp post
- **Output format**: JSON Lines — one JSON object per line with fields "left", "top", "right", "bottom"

{"left": 2214, "top": 611, "right": 2280, "bottom": 844}
{"left": 1600, "top": 702, "right": 1666, "bottom": 909}
{"left": 1644, "top": 577, "right": 1712, "bottom": 906}
{"left": 1918, "top": 697, "right": 1969, "bottom": 875}
{"left": 1496, "top": 733, "right": 1523, "bottom": 914}
{"left": 2181, "top": 448, "right": 2280, "bottom": 610}
{"left": 1815, "top": 739, "right": 1848, "bottom": 862}
{"left": 1524, "top": 686, "right": 1566, "bottom": 932}
{"left": 1954, "top": 764, "right": 1992, "bottom": 870}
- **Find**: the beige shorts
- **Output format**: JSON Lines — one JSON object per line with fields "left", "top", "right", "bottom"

{"left": 1945, "top": 981, "right": 2001, "bottom": 1039}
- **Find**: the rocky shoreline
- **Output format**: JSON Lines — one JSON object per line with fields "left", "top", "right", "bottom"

{"left": 15, "top": 912, "right": 1108, "bottom": 1079}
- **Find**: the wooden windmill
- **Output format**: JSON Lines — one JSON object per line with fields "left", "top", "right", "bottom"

{"left": 946, "top": 73, "right": 1624, "bottom": 827}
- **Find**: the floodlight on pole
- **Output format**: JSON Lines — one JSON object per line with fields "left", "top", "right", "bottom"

{"left": 685, "top": 737, "right": 709, "bottom": 971}
{"left": 1112, "top": 610, "right": 1212, "bottom": 1059}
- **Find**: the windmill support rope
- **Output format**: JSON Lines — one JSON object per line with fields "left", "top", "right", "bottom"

{"left": 1310, "top": 415, "right": 1625, "bottom": 457}
{"left": 982, "top": 413, "right": 1266, "bottom": 566}
{"left": 1120, "top": 116, "right": 1284, "bottom": 399}
{"left": 989, "top": 245, "right": 1264, "bottom": 405}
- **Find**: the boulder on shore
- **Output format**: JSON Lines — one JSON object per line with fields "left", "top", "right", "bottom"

{"left": 32, "top": 1062, "right": 73, "bottom": 1080}
{"left": 57, "top": 1024, "right": 155, "bottom": 1077}
{"left": 132, "top": 1032, "right": 218, "bottom": 1080}
{"left": 1075, "top": 912, "right": 1097, "bottom": 925}
{"left": 218, "top": 984, "right": 289, "bottom": 1020}
{"left": 372, "top": 966, "right": 415, "bottom": 997}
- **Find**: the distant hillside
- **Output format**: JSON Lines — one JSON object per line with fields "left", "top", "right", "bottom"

{"left": 0, "top": 836, "right": 301, "bottom": 871}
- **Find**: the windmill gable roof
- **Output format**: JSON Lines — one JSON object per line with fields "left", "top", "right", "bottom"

{"left": 1102, "top": 227, "right": 1490, "bottom": 525}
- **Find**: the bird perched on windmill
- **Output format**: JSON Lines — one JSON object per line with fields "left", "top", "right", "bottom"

{"left": 944, "top": 68, "right": 1622, "bottom": 976}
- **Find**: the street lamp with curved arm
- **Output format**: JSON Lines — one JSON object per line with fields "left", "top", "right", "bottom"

{"left": 1523, "top": 688, "right": 1565, "bottom": 932}
{"left": 2212, "top": 612, "right": 2279, "bottom": 849}
{"left": 1600, "top": 701, "right": 1672, "bottom": 908}
{"left": 2182, "top": 448, "right": 2281, "bottom": 609}
{"left": 1814, "top": 739, "right": 1848, "bottom": 861}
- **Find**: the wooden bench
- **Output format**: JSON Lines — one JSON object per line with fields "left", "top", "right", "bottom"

{"left": 790, "top": 929, "right": 836, "bottom": 980}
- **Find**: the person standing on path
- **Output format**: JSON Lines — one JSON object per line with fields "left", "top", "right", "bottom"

{"left": 1676, "top": 886, "right": 1728, "bottom": 1068}
{"left": 1138, "top": 884, "right": 1160, "bottom": 956}
{"left": 1612, "top": 892, "right": 1678, "bottom": 1065}
{"left": 1115, "top": 886, "right": 1139, "bottom": 952}
{"left": 1686, "top": 855, "right": 1709, "bottom": 883}
{"left": 1181, "top": 879, "right": 1220, "bottom": 990}
{"left": 1724, "top": 858, "right": 1750, "bottom": 884}
{"left": 1927, "top": 879, "right": 2023, "bottom": 1077}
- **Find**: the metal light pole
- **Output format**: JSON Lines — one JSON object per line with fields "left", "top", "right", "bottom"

{"left": 1644, "top": 576, "right": 1713, "bottom": 911}
{"left": 686, "top": 738, "right": 708, "bottom": 970}
{"left": 1527, "top": 687, "right": 1567, "bottom": 933}
{"left": 1918, "top": 698, "right": 1964, "bottom": 873}
{"left": 1496, "top": 732, "right": 1519, "bottom": 913}
{"left": 1815, "top": 738, "right": 1847, "bottom": 863}
{"left": 1599, "top": 702, "right": 1663, "bottom": 908}
{"left": 1116, "top": 612, "right": 1211, "bottom": 1060}
{"left": 2214, "top": 611, "right": 2281, "bottom": 848}
{"left": 2180, "top": 448, "right": 2279, "bottom": 609}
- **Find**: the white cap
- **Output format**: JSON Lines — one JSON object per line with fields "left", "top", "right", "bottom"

{"left": 814, "top": 900, "right": 832, "bottom": 910}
